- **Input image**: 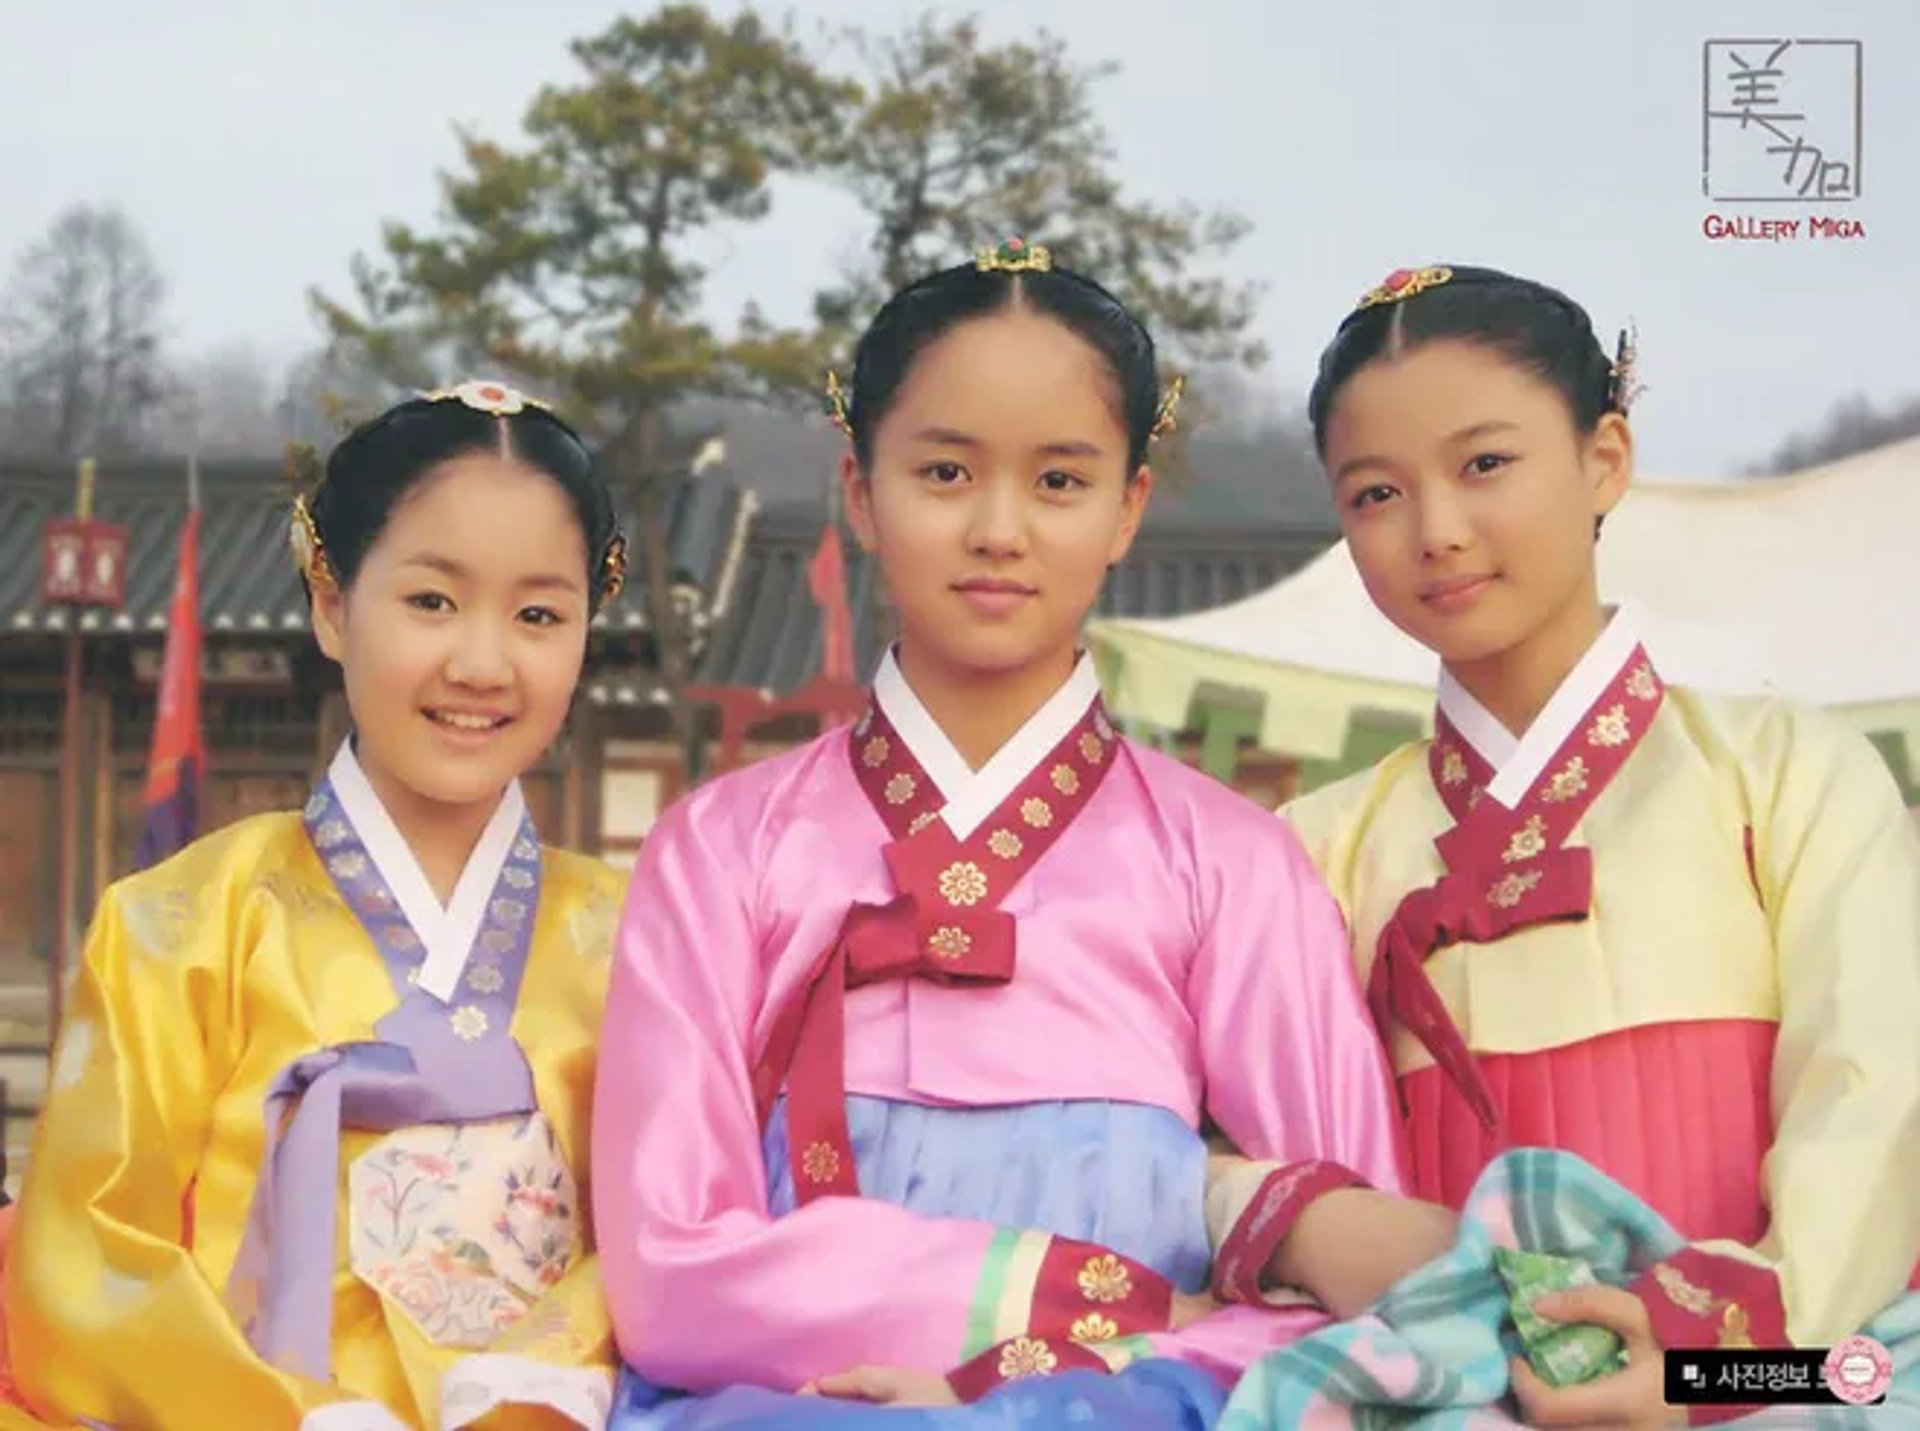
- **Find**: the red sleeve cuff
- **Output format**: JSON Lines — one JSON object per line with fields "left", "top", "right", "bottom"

{"left": 946, "top": 1336, "right": 1112, "bottom": 1402}
{"left": 1212, "top": 1160, "right": 1370, "bottom": 1305}
{"left": 1030, "top": 1239, "right": 1173, "bottom": 1339}
{"left": 1627, "top": 1247, "right": 1791, "bottom": 1426}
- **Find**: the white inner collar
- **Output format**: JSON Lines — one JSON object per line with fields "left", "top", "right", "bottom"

{"left": 872, "top": 649, "right": 1103, "bottom": 841}
{"left": 1436, "top": 604, "right": 1643, "bottom": 810}
{"left": 325, "top": 740, "right": 527, "bottom": 1003}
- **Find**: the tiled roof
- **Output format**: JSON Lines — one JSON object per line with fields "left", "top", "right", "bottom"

{"left": 0, "top": 458, "right": 756, "bottom": 638}
{"left": 659, "top": 507, "right": 1337, "bottom": 698}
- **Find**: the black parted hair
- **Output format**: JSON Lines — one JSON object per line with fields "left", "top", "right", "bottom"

{"left": 308, "top": 394, "right": 620, "bottom": 605}
{"left": 843, "top": 258, "right": 1163, "bottom": 473}
{"left": 1306, "top": 265, "right": 1624, "bottom": 458}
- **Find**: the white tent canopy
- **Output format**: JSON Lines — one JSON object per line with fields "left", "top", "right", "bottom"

{"left": 1090, "top": 437, "right": 1920, "bottom": 761}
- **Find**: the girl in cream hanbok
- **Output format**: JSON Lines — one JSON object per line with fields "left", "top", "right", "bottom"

{"left": 0, "top": 383, "right": 629, "bottom": 1430}
{"left": 591, "top": 239, "right": 1461, "bottom": 1430}
{"left": 1219, "top": 264, "right": 1920, "bottom": 1426}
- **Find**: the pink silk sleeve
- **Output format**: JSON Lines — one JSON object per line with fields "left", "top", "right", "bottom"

{"left": 590, "top": 792, "right": 1172, "bottom": 1394}
{"left": 1187, "top": 806, "right": 1408, "bottom": 1193}
{"left": 591, "top": 793, "right": 991, "bottom": 1390}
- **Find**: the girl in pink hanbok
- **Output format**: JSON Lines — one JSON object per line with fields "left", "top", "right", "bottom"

{"left": 1227, "top": 263, "right": 1920, "bottom": 1426}
{"left": 591, "top": 239, "right": 1460, "bottom": 1428}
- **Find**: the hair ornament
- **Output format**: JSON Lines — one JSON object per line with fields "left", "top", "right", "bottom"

{"left": 597, "top": 532, "right": 629, "bottom": 610}
{"left": 1607, "top": 323, "right": 1644, "bottom": 415}
{"left": 1149, "top": 374, "right": 1187, "bottom": 443}
{"left": 976, "top": 236, "right": 1052, "bottom": 275}
{"left": 288, "top": 494, "right": 337, "bottom": 590}
{"left": 420, "top": 379, "right": 550, "bottom": 417}
{"left": 823, "top": 370, "right": 853, "bottom": 438}
{"left": 1356, "top": 265, "right": 1454, "bottom": 311}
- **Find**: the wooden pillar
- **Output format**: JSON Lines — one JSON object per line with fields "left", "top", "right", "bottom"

{"left": 89, "top": 690, "right": 114, "bottom": 903}
{"left": 563, "top": 704, "right": 594, "bottom": 852}
{"left": 316, "top": 692, "right": 351, "bottom": 772}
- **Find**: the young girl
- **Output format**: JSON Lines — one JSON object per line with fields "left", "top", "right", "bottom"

{"left": 1261, "top": 263, "right": 1920, "bottom": 1423}
{"left": 589, "top": 239, "right": 1459, "bottom": 1429}
{"left": 1, "top": 383, "right": 629, "bottom": 1429}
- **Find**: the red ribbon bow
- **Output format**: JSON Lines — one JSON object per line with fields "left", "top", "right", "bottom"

{"left": 1368, "top": 847, "right": 1594, "bottom": 1132}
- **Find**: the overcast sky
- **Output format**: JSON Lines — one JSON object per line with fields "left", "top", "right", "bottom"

{"left": 2, "top": 0, "right": 1911, "bottom": 480}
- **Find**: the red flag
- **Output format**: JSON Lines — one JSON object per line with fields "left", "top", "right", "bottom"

{"left": 807, "top": 522, "right": 854, "bottom": 682}
{"left": 133, "top": 504, "right": 205, "bottom": 870}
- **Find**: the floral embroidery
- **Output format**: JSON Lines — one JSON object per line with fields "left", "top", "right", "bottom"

{"left": 1587, "top": 703, "right": 1631, "bottom": 748}
{"left": 566, "top": 889, "right": 619, "bottom": 963}
{"left": 938, "top": 861, "right": 989, "bottom": 907}
{"left": 489, "top": 898, "right": 528, "bottom": 927}
{"left": 1626, "top": 664, "right": 1658, "bottom": 701}
{"left": 503, "top": 866, "right": 534, "bottom": 889}
{"left": 1021, "top": 797, "right": 1053, "bottom": 828}
{"left": 118, "top": 884, "right": 204, "bottom": 963}
{"left": 998, "top": 1337, "right": 1058, "bottom": 1379}
{"left": 1488, "top": 870, "right": 1541, "bottom": 910}
{"left": 908, "top": 811, "right": 937, "bottom": 835}
{"left": 927, "top": 926, "right": 972, "bottom": 960}
{"left": 467, "top": 965, "right": 505, "bottom": 995}
{"left": 1503, "top": 815, "right": 1547, "bottom": 864}
{"left": 1719, "top": 1304, "right": 1755, "bottom": 1349}
{"left": 1050, "top": 764, "right": 1080, "bottom": 795}
{"left": 1071, "top": 1312, "right": 1120, "bottom": 1343}
{"left": 1439, "top": 747, "right": 1468, "bottom": 786}
{"left": 388, "top": 927, "right": 422, "bottom": 953}
{"left": 987, "top": 829, "right": 1023, "bottom": 860}
{"left": 315, "top": 818, "right": 350, "bottom": 849}
{"left": 50, "top": 1018, "right": 93, "bottom": 1093}
{"left": 1077, "top": 1253, "right": 1133, "bottom": 1303}
{"left": 513, "top": 837, "right": 539, "bottom": 862}
{"left": 801, "top": 1142, "right": 841, "bottom": 1184}
{"left": 884, "top": 772, "right": 916, "bottom": 805}
{"left": 1078, "top": 732, "right": 1105, "bottom": 763}
{"left": 349, "top": 1114, "right": 580, "bottom": 1349}
{"left": 861, "top": 735, "right": 890, "bottom": 768}
{"left": 450, "top": 1005, "right": 490, "bottom": 1040}
{"left": 1652, "top": 1263, "right": 1715, "bottom": 1315}
{"left": 328, "top": 851, "right": 369, "bottom": 881}
{"left": 1542, "top": 757, "right": 1589, "bottom": 803}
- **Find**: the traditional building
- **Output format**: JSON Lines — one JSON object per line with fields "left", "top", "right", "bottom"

{"left": 0, "top": 455, "right": 754, "bottom": 975}
{"left": 0, "top": 454, "right": 1340, "bottom": 966}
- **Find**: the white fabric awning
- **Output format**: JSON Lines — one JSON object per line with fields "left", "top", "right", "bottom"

{"left": 1090, "top": 437, "right": 1920, "bottom": 759}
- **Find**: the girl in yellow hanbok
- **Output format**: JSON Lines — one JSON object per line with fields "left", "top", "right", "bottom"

{"left": 0, "top": 382, "right": 629, "bottom": 1430}
{"left": 1222, "top": 264, "right": 1920, "bottom": 1426}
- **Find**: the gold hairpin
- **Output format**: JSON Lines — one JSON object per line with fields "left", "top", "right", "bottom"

{"left": 597, "top": 533, "right": 628, "bottom": 611}
{"left": 976, "top": 236, "right": 1051, "bottom": 275}
{"left": 1356, "top": 265, "right": 1453, "bottom": 311}
{"left": 289, "top": 494, "right": 338, "bottom": 590}
{"left": 1149, "top": 374, "right": 1187, "bottom": 442}
{"left": 419, "top": 379, "right": 552, "bottom": 417}
{"left": 1609, "top": 323, "right": 1645, "bottom": 414}
{"left": 823, "top": 370, "right": 853, "bottom": 438}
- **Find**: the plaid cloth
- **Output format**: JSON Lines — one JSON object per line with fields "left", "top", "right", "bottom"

{"left": 1218, "top": 1149, "right": 1920, "bottom": 1428}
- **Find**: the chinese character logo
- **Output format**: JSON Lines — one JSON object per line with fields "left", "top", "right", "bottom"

{"left": 1702, "top": 39, "right": 1862, "bottom": 201}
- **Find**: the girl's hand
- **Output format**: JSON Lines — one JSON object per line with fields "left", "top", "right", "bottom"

{"left": 799, "top": 1366, "right": 960, "bottom": 1407}
{"left": 1269, "top": 1189, "right": 1460, "bottom": 1318}
{"left": 1511, "top": 1285, "right": 1683, "bottom": 1428}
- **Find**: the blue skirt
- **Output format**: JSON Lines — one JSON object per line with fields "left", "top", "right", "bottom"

{"left": 610, "top": 1097, "right": 1224, "bottom": 1428}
